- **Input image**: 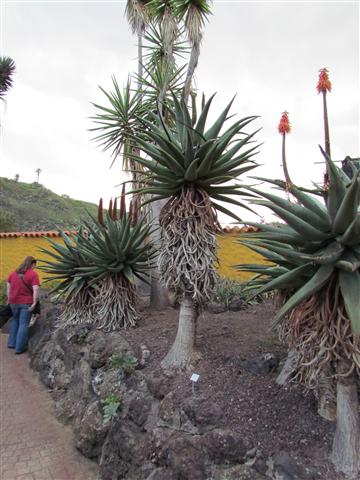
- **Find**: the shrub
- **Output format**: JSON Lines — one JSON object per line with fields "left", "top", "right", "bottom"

{"left": 102, "top": 394, "right": 121, "bottom": 424}
{"left": 110, "top": 354, "right": 138, "bottom": 374}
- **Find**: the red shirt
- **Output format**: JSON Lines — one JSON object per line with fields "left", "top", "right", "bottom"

{"left": 7, "top": 269, "right": 40, "bottom": 304}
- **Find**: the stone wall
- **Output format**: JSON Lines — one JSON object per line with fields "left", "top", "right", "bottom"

{"left": 1, "top": 232, "right": 267, "bottom": 282}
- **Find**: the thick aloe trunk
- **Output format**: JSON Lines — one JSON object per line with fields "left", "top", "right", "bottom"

{"left": 331, "top": 361, "right": 360, "bottom": 478}
{"left": 183, "top": 41, "right": 200, "bottom": 105}
{"left": 150, "top": 198, "right": 171, "bottom": 309}
{"left": 276, "top": 348, "right": 295, "bottom": 386}
{"left": 161, "top": 295, "right": 197, "bottom": 369}
{"left": 137, "top": 32, "right": 143, "bottom": 86}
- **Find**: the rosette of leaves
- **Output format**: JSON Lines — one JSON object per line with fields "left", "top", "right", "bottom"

{"left": 133, "top": 93, "right": 259, "bottom": 301}
{"left": 236, "top": 151, "right": 360, "bottom": 389}
{"left": 39, "top": 229, "right": 98, "bottom": 327}
{"left": 75, "top": 196, "right": 157, "bottom": 330}
{"left": 132, "top": 93, "right": 260, "bottom": 368}
{"left": 0, "top": 56, "right": 16, "bottom": 99}
{"left": 40, "top": 194, "right": 156, "bottom": 330}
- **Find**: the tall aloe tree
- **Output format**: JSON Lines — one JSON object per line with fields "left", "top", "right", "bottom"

{"left": 237, "top": 152, "right": 360, "bottom": 478}
{"left": 172, "top": 0, "right": 211, "bottom": 103}
{"left": 0, "top": 56, "right": 16, "bottom": 100}
{"left": 132, "top": 94, "right": 260, "bottom": 368}
{"left": 147, "top": 0, "right": 179, "bottom": 118}
{"left": 126, "top": 0, "right": 150, "bottom": 83}
{"left": 0, "top": 56, "right": 16, "bottom": 132}
{"left": 91, "top": 77, "right": 148, "bottom": 175}
{"left": 92, "top": 23, "right": 188, "bottom": 309}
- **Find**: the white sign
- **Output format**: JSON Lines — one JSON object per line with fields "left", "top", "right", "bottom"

{"left": 190, "top": 373, "right": 200, "bottom": 382}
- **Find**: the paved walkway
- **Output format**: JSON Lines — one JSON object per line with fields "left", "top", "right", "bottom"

{"left": 0, "top": 334, "right": 99, "bottom": 480}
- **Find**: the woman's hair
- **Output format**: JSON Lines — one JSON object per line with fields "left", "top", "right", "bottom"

{"left": 16, "top": 256, "right": 37, "bottom": 274}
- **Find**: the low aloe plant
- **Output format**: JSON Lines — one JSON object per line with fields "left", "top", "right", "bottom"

{"left": 237, "top": 152, "right": 360, "bottom": 478}
{"left": 237, "top": 152, "right": 360, "bottom": 386}
{"left": 40, "top": 191, "right": 157, "bottom": 330}
{"left": 39, "top": 229, "right": 98, "bottom": 326}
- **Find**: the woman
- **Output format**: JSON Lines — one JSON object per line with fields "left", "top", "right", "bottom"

{"left": 7, "top": 256, "right": 40, "bottom": 354}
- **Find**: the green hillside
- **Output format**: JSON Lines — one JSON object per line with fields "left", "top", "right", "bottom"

{"left": 0, "top": 177, "right": 98, "bottom": 232}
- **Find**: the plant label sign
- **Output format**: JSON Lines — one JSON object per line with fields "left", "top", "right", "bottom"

{"left": 190, "top": 373, "right": 200, "bottom": 395}
{"left": 190, "top": 373, "right": 200, "bottom": 382}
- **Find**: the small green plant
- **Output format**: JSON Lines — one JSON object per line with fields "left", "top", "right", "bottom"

{"left": 0, "top": 281, "right": 7, "bottom": 304}
{"left": 213, "top": 277, "right": 259, "bottom": 308}
{"left": 110, "top": 354, "right": 138, "bottom": 374}
{"left": 77, "top": 328, "right": 89, "bottom": 344}
{"left": 102, "top": 394, "right": 120, "bottom": 424}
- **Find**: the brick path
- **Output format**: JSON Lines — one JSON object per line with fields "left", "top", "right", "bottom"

{"left": 0, "top": 334, "right": 99, "bottom": 480}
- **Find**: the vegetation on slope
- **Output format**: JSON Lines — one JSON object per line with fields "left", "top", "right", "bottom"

{"left": 0, "top": 177, "right": 98, "bottom": 232}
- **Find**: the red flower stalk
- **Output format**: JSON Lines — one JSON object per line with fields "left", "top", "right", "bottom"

{"left": 98, "top": 198, "right": 104, "bottom": 226}
{"left": 317, "top": 68, "right": 332, "bottom": 188}
{"left": 112, "top": 197, "right": 118, "bottom": 221}
{"left": 278, "top": 111, "right": 291, "bottom": 134}
{"left": 317, "top": 68, "right": 332, "bottom": 94}
{"left": 119, "top": 183, "right": 126, "bottom": 219}
{"left": 278, "top": 111, "right": 292, "bottom": 187}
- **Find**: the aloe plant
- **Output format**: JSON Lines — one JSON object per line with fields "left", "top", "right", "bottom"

{"left": 238, "top": 151, "right": 360, "bottom": 336}
{"left": 133, "top": 94, "right": 260, "bottom": 368}
{"left": 0, "top": 56, "right": 15, "bottom": 99}
{"left": 40, "top": 193, "right": 157, "bottom": 330}
{"left": 39, "top": 229, "right": 98, "bottom": 326}
{"left": 237, "top": 150, "right": 360, "bottom": 478}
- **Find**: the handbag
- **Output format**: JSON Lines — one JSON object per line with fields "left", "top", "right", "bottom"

{"left": 0, "top": 304, "right": 13, "bottom": 328}
{"left": 18, "top": 273, "right": 41, "bottom": 315}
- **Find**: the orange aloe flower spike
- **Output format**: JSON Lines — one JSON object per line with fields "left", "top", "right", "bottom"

{"left": 317, "top": 68, "right": 332, "bottom": 94}
{"left": 278, "top": 111, "right": 291, "bottom": 134}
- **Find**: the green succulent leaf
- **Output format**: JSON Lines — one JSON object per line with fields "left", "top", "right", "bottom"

{"left": 272, "top": 264, "right": 334, "bottom": 327}
{"left": 339, "top": 270, "right": 360, "bottom": 334}
{"left": 132, "top": 92, "right": 260, "bottom": 220}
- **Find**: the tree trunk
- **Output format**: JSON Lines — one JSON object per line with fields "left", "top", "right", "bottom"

{"left": 276, "top": 348, "right": 295, "bottom": 386}
{"left": 331, "top": 361, "right": 360, "bottom": 478}
{"left": 150, "top": 276, "right": 171, "bottom": 310}
{"left": 150, "top": 198, "right": 171, "bottom": 310}
{"left": 161, "top": 295, "right": 197, "bottom": 370}
{"left": 316, "top": 370, "right": 336, "bottom": 422}
{"left": 137, "top": 32, "right": 143, "bottom": 88}
{"left": 182, "top": 41, "right": 200, "bottom": 105}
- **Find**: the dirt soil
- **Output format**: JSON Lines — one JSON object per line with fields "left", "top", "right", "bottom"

{"left": 121, "top": 298, "right": 340, "bottom": 480}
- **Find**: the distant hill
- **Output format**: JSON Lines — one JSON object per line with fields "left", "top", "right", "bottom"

{"left": 0, "top": 177, "right": 98, "bottom": 232}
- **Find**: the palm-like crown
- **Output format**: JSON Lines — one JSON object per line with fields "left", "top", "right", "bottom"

{"left": 132, "top": 93, "right": 260, "bottom": 220}
{"left": 237, "top": 151, "right": 360, "bottom": 334}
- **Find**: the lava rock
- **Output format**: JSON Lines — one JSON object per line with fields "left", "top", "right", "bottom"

{"left": 207, "top": 303, "right": 228, "bottom": 314}
{"left": 272, "top": 452, "right": 318, "bottom": 480}
{"left": 146, "top": 369, "right": 172, "bottom": 400}
{"left": 182, "top": 395, "right": 224, "bottom": 433}
{"left": 145, "top": 468, "right": 178, "bottom": 480}
{"left": 164, "top": 433, "right": 205, "bottom": 480}
{"left": 99, "top": 422, "right": 140, "bottom": 480}
{"left": 228, "top": 296, "right": 247, "bottom": 312}
{"left": 240, "top": 353, "right": 279, "bottom": 375}
{"left": 211, "top": 464, "right": 267, "bottom": 479}
{"left": 204, "top": 429, "right": 253, "bottom": 465}
{"left": 127, "top": 393, "right": 153, "bottom": 427}
{"left": 75, "top": 400, "right": 109, "bottom": 459}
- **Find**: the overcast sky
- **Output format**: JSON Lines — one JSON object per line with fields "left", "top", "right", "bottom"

{"left": 0, "top": 0, "right": 359, "bottom": 224}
